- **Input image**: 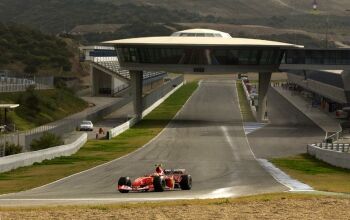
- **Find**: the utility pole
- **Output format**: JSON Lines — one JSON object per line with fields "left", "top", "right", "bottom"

{"left": 325, "top": 13, "right": 330, "bottom": 48}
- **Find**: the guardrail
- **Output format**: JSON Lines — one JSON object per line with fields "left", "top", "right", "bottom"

{"left": 307, "top": 143, "right": 350, "bottom": 169}
{"left": 240, "top": 80, "right": 257, "bottom": 119}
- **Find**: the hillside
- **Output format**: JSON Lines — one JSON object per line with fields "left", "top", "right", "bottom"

{"left": 0, "top": 1, "right": 211, "bottom": 34}
{"left": 1, "top": 0, "right": 349, "bottom": 35}
{"left": 97, "top": 0, "right": 350, "bottom": 17}
{"left": 0, "top": 24, "right": 73, "bottom": 74}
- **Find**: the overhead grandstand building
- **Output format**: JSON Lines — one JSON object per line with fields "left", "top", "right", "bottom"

{"left": 101, "top": 28, "right": 350, "bottom": 122}
{"left": 80, "top": 46, "right": 166, "bottom": 96}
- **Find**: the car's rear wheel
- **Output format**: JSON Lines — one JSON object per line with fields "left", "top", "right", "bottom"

{"left": 180, "top": 175, "right": 192, "bottom": 190}
{"left": 118, "top": 177, "right": 131, "bottom": 193}
{"left": 153, "top": 176, "right": 166, "bottom": 192}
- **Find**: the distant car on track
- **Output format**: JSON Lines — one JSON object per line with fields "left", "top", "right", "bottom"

{"left": 117, "top": 165, "right": 192, "bottom": 193}
{"left": 79, "top": 120, "right": 94, "bottom": 131}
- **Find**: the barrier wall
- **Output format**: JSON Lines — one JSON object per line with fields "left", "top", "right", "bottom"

{"left": 240, "top": 80, "right": 257, "bottom": 120}
{"left": 0, "top": 133, "right": 87, "bottom": 173}
{"left": 307, "top": 144, "right": 350, "bottom": 169}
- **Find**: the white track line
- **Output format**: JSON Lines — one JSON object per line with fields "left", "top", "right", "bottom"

{"left": 234, "top": 80, "right": 313, "bottom": 192}
{"left": 257, "top": 159, "right": 313, "bottom": 192}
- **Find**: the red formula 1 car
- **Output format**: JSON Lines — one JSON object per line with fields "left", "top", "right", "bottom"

{"left": 117, "top": 165, "right": 192, "bottom": 193}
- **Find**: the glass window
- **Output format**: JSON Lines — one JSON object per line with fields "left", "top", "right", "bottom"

{"left": 227, "top": 50, "right": 239, "bottom": 64}
{"left": 238, "top": 50, "right": 251, "bottom": 65}
{"left": 249, "top": 50, "right": 259, "bottom": 65}
{"left": 260, "top": 50, "right": 272, "bottom": 65}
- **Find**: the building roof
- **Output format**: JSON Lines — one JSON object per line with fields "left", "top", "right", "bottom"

{"left": 171, "top": 29, "right": 232, "bottom": 38}
{"left": 80, "top": 46, "right": 115, "bottom": 51}
{"left": 104, "top": 36, "right": 303, "bottom": 48}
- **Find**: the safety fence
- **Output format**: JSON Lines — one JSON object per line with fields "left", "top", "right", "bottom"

{"left": 0, "top": 76, "right": 54, "bottom": 93}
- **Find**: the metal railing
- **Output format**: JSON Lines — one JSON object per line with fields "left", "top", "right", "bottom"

{"left": 324, "top": 130, "right": 342, "bottom": 143}
{"left": 310, "top": 143, "right": 350, "bottom": 153}
{"left": 0, "top": 75, "right": 54, "bottom": 93}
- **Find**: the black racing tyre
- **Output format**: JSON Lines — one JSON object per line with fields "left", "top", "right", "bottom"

{"left": 153, "top": 176, "right": 166, "bottom": 192}
{"left": 180, "top": 175, "right": 192, "bottom": 190}
{"left": 118, "top": 176, "right": 131, "bottom": 193}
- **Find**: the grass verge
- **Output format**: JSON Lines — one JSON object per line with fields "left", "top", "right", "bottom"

{"left": 236, "top": 81, "right": 255, "bottom": 122}
{"left": 1, "top": 193, "right": 350, "bottom": 219}
{"left": 271, "top": 154, "right": 350, "bottom": 193}
{"left": 0, "top": 82, "right": 198, "bottom": 194}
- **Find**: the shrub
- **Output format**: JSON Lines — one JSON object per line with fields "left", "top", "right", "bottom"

{"left": 0, "top": 142, "right": 23, "bottom": 156}
{"left": 30, "top": 132, "right": 64, "bottom": 151}
{"left": 18, "top": 85, "right": 40, "bottom": 117}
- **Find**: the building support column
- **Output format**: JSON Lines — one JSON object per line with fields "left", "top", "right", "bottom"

{"left": 90, "top": 65, "right": 96, "bottom": 96}
{"left": 257, "top": 72, "right": 272, "bottom": 122}
{"left": 342, "top": 70, "right": 350, "bottom": 104}
{"left": 130, "top": 70, "right": 143, "bottom": 120}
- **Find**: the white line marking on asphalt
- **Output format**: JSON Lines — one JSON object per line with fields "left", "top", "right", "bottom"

{"left": 257, "top": 159, "right": 314, "bottom": 192}
{"left": 244, "top": 122, "right": 267, "bottom": 135}
{"left": 221, "top": 126, "right": 239, "bottom": 160}
{"left": 234, "top": 80, "right": 312, "bottom": 192}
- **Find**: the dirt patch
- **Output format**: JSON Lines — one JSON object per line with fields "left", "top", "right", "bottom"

{"left": 1, "top": 194, "right": 349, "bottom": 220}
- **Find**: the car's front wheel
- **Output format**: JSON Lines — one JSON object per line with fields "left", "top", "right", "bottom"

{"left": 153, "top": 176, "right": 166, "bottom": 192}
{"left": 118, "top": 176, "right": 131, "bottom": 193}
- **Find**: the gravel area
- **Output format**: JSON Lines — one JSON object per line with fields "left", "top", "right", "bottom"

{"left": 1, "top": 195, "right": 349, "bottom": 220}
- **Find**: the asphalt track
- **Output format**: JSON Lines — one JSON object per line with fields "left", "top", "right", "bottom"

{"left": 0, "top": 80, "right": 288, "bottom": 205}
{"left": 248, "top": 88, "right": 324, "bottom": 159}
{"left": 0, "top": 80, "right": 323, "bottom": 206}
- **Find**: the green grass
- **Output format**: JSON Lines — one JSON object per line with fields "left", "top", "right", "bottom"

{"left": 271, "top": 154, "right": 350, "bottom": 193}
{"left": 236, "top": 81, "right": 255, "bottom": 122}
{"left": 0, "top": 82, "right": 198, "bottom": 194}
{"left": 0, "top": 89, "right": 88, "bottom": 131}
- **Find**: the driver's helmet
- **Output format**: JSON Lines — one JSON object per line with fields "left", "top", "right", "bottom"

{"left": 155, "top": 164, "right": 164, "bottom": 175}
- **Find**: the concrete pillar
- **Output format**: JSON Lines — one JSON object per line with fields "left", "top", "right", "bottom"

{"left": 130, "top": 70, "right": 143, "bottom": 120}
{"left": 342, "top": 70, "right": 350, "bottom": 103}
{"left": 90, "top": 65, "right": 95, "bottom": 96}
{"left": 257, "top": 72, "right": 272, "bottom": 122}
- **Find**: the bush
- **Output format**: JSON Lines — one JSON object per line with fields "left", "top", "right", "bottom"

{"left": 0, "top": 142, "right": 23, "bottom": 156}
{"left": 30, "top": 132, "right": 64, "bottom": 151}
{"left": 18, "top": 85, "right": 40, "bottom": 117}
